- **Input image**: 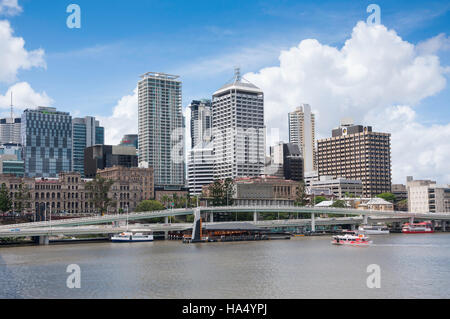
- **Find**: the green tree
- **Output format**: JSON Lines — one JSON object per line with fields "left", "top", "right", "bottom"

{"left": 223, "top": 178, "right": 234, "bottom": 206}
{"left": 331, "top": 200, "right": 346, "bottom": 208}
{"left": 0, "top": 183, "right": 12, "bottom": 213}
{"left": 396, "top": 199, "right": 408, "bottom": 211}
{"left": 15, "top": 182, "right": 32, "bottom": 214}
{"left": 376, "top": 192, "right": 396, "bottom": 203}
{"left": 85, "top": 176, "right": 115, "bottom": 215}
{"left": 314, "top": 196, "right": 327, "bottom": 205}
{"left": 135, "top": 200, "right": 165, "bottom": 212}
{"left": 294, "top": 181, "right": 308, "bottom": 206}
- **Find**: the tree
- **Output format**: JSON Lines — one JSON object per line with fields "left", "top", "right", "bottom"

{"left": 15, "top": 182, "right": 32, "bottom": 214}
{"left": 135, "top": 200, "right": 165, "bottom": 212}
{"left": 314, "top": 196, "right": 327, "bottom": 205}
{"left": 208, "top": 179, "right": 234, "bottom": 206}
{"left": 396, "top": 199, "right": 408, "bottom": 211}
{"left": 294, "top": 181, "right": 308, "bottom": 206}
{"left": 223, "top": 178, "right": 234, "bottom": 206}
{"left": 0, "top": 183, "right": 12, "bottom": 213}
{"left": 85, "top": 176, "right": 115, "bottom": 215}
{"left": 376, "top": 193, "right": 396, "bottom": 203}
{"left": 331, "top": 200, "right": 346, "bottom": 208}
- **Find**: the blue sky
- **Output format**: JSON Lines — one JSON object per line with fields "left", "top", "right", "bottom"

{"left": 0, "top": 0, "right": 449, "bottom": 183}
{"left": 3, "top": 0, "right": 449, "bottom": 120}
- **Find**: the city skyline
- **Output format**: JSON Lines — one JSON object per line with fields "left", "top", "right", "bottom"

{"left": 0, "top": 0, "right": 449, "bottom": 184}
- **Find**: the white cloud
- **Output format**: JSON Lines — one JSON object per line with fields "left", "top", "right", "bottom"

{"left": 97, "top": 88, "right": 138, "bottom": 145}
{"left": 0, "top": 0, "right": 22, "bottom": 16}
{"left": 417, "top": 33, "right": 450, "bottom": 55}
{"left": 0, "top": 19, "right": 46, "bottom": 83}
{"left": 366, "top": 106, "right": 450, "bottom": 184}
{"left": 243, "top": 21, "right": 449, "bottom": 183}
{"left": 0, "top": 82, "right": 53, "bottom": 116}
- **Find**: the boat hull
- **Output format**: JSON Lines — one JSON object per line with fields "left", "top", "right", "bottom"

{"left": 402, "top": 230, "right": 434, "bottom": 234}
{"left": 332, "top": 240, "right": 372, "bottom": 246}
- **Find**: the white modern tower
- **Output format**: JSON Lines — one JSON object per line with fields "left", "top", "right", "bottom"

{"left": 212, "top": 69, "right": 265, "bottom": 180}
{"left": 187, "top": 99, "right": 214, "bottom": 195}
{"left": 288, "top": 104, "right": 316, "bottom": 173}
{"left": 138, "top": 72, "right": 185, "bottom": 187}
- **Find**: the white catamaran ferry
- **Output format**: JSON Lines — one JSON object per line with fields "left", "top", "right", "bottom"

{"left": 358, "top": 225, "right": 390, "bottom": 235}
{"left": 331, "top": 233, "right": 373, "bottom": 246}
{"left": 111, "top": 231, "right": 154, "bottom": 242}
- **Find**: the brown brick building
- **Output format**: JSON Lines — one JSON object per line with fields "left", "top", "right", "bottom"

{"left": 97, "top": 166, "right": 154, "bottom": 212}
{"left": 317, "top": 123, "right": 391, "bottom": 197}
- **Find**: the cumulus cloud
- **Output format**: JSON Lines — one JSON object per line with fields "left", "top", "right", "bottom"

{"left": 0, "top": 20, "right": 46, "bottom": 83}
{"left": 0, "top": 82, "right": 53, "bottom": 116}
{"left": 366, "top": 106, "right": 450, "bottom": 184}
{"left": 97, "top": 88, "right": 138, "bottom": 145}
{"left": 243, "top": 21, "right": 449, "bottom": 183}
{"left": 0, "top": 0, "right": 22, "bottom": 16}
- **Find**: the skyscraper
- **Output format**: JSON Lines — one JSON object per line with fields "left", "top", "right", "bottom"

{"left": 189, "top": 99, "right": 212, "bottom": 148}
{"left": 288, "top": 104, "right": 316, "bottom": 173}
{"left": 72, "top": 116, "right": 104, "bottom": 177}
{"left": 187, "top": 99, "right": 214, "bottom": 195}
{"left": 0, "top": 118, "right": 21, "bottom": 145}
{"left": 138, "top": 72, "right": 185, "bottom": 187}
{"left": 268, "top": 142, "right": 304, "bottom": 181}
{"left": 212, "top": 69, "right": 265, "bottom": 180}
{"left": 22, "top": 107, "right": 72, "bottom": 178}
{"left": 317, "top": 121, "right": 391, "bottom": 197}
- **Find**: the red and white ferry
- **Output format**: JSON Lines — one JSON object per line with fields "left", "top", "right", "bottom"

{"left": 331, "top": 232, "right": 373, "bottom": 246}
{"left": 402, "top": 222, "right": 434, "bottom": 234}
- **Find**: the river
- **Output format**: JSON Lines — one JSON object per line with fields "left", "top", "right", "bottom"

{"left": 1, "top": 233, "right": 449, "bottom": 298}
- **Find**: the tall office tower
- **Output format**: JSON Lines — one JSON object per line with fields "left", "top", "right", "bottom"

{"left": 212, "top": 69, "right": 265, "bottom": 180}
{"left": 138, "top": 72, "right": 185, "bottom": 187}
{"left": 0, "top": 118, "right": 21, "bottom": 145}
{"left": 72, "top": 116, "right": 104, "bottom": 177}
{"left": 187, "top": 99, "right": 214, "bottom": 195}
{"left": 268, "top": 142, "right": 304, "bottom": 181}
{"left": 21, "top": 107, "right": 72, "bottom": 178}
{"left": 288, "top": 104, "right": 316, "bottom": 173}
{"left": 317, "top": 121, "right": 391, "bottom": 197}
{"left": 189, "top": 99, "right": 212, "bottom": 148}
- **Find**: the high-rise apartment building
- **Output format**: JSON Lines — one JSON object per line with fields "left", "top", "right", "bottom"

{"left": 317, "top": 121, "right": 391, "bottom": 197}
{"left": 288, "top": 104, "right": 316, "bottom": 173}
{"left": 21, "top": 107, "right": 72, "bottom": 178}
{"left": 187, "top": 99, "right": 214, "bottom": 196}
{"left": 138, "top": 72, "right": 185, "bottom": 187}
{"left": 212, "top": 69, "right": 265, "bottom": 180}
{"left": 72, "top": 116, "right": 104, "bottom": 177}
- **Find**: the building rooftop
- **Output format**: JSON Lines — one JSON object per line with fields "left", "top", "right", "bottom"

{"left": 213, "top": 68, "right": 262, "bottom": 96}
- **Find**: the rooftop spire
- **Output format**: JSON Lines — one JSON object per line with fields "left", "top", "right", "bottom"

{"left": 10, "top": 91, "right": 13, "bottom": 120}
{"left": 234, "top": 67, "right": 241, "bottom": 82}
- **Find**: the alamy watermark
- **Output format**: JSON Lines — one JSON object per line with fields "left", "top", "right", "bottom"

{"left": 66, "top": 264, "right": 81, "bottom": 289}
{"left": 366, "top": 264, "right": 381, "bottom": 289}
{"left": 66, "top": 4, "right": 81, "bottom": 29}
{"left": 366, "top": 4, "right": 381, "bottom": 26}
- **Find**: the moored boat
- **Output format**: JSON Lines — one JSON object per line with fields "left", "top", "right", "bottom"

{"left": 358, "top": 225, "right": 390, "bottom": 235}
{"left": 402, "top": 222, "right": 434, "bottom": 234}
{"left": 111, "top": 232, "right": 154, "bottom": 242}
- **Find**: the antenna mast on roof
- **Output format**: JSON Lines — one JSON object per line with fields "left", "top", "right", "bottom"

{"left": 10, "top": 91, "right": 14, "bottom": 120}
{"left": 234, "top": 67, "right": 241, "bottom": 82}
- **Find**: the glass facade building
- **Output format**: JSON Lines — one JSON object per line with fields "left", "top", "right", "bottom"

{"left": 21, "top": 107, "right": 72, "bottom": 178}
{"left": 72, "top": 117, "right": 104, "bottom": 177}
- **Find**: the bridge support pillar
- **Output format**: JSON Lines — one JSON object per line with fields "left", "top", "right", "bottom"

{"left": 165, "top": 216, "right": 169, "bottom": 224}
{"left": 351, "top": 224, "right": 356, "bottom": 231}
{"left": 210, "top": 212, "right": 214, "bottom": 223}
{"left": 38, "top": 235, "right": 49, "bottom": 245}
{"left": 409, "top": 217, "right": 414, "bottom": 225}
{"left": 442, "top": 221, "right": 447, "bottom": 232}
{"left": 164, "top": 231, "right": 169, "bottom": 240}
{"left": 253, "top": 212, "right": 259, "bottom": 222}
{"left": 363, "top": 215, "right": 368, "bottom": 225}
{"left": 311, "top": 213, "right": 315, "bottom": 232}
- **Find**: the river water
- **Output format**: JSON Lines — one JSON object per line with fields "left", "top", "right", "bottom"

{"left": 1, "top": 233, "right": 449, "bottom": 299}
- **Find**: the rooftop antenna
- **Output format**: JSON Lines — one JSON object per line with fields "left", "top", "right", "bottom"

{"left": 10, "top": 91, "right": 14, "bottom": 120}
{"left": 234, "top": 66, "right": 241, "bottom": 82}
